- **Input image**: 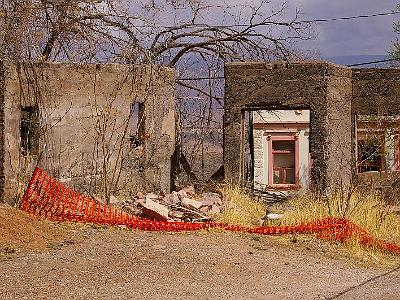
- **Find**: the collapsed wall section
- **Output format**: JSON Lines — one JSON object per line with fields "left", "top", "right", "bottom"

{"left": 351, "top": 68, "right": 400, "bottom": 191}
{"left": 0, "top": 61, "right": 175, "bottom": 204}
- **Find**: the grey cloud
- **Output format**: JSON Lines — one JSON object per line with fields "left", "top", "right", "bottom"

{"left": 287, "top": 0, "right": 398, "bottom": 56}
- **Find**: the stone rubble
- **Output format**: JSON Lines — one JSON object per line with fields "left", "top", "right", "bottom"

{"left": 121, "top": 186, "right": 223, "bottom": 222}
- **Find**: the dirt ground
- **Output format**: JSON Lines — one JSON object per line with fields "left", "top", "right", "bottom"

{"left": 0, "top": 206, "right": 399, "bottom": 300}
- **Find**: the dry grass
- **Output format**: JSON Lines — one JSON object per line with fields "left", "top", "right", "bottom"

{"left": 275, "top": 192, "right": 400, "bottom": 246}
{"left": 275, "top": 192, "right": 400, "bottom": 263}
{"left": 215, "top": 186, "right": 400, "bottom": 264}
{"left": 214, "top": 186, "right": 265, "bottom": 227}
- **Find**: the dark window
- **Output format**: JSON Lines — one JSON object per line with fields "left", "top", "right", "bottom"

{"left": 130, "top": 102, "right": 145, "bottom": 148}
{"left": 21, "top": 106, "right": 39, "bottom": 156}
{"left": 357, "top": 139, "right": 383, "bottom": 172}
{"left": 272, "top": 140, "right": 295, "bottom": 184}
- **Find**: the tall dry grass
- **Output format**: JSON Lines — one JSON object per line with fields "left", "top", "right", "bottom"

{"left": 216, "top": 186, "right": 400, "bottom": 261}
{"left": 214, "top": 186, "right": 265, "bottom": 227}
{"left": 277, "top": 192, "right": 400, "bottom": 246}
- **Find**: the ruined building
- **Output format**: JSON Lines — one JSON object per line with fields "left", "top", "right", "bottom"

{"left": 0, "top": 61, "right": 176, "bottom": 204}
{"left": 2, "top": 60, "right": 399, "bottom": 204}
{"left": 224, "top": 61, "right": 400, "bottom": 193}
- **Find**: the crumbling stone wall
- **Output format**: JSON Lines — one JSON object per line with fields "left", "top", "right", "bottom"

{"left": 224, "top": 61, "right": 353, "bottom": 193}
{"left": 352, "top": 68, "right": 400, "bottom": 116}
{"left": 0, "top": 61, "right": 175, "bottom": 204}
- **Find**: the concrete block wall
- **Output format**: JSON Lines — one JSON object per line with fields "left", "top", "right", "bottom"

{"left": 0, "top": 61, "right": 175, "bottom": 204}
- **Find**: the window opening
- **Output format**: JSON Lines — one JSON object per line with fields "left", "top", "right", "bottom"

{"left": 357, "top": 138, "right": 383, "bottom": 172}
{"left": 355, "top": 115, "right": 393, "bottom": 173}
{"left": 250, "top": 109, "right": 310, "bottom": 190}
{"left": 130, "top": 102, "right": 145, "bottom": 148}
{"left": 21, "top": 106, "right": 39, "bottom": 156}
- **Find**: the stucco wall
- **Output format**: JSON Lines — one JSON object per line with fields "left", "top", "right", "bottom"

{"left": 0, "top": 61, "right": 175, "bottom": 204}
{"left": 325, "top": 74, "right": 353, "bottom": 189}
{"left": 352, "top": 68, "right": 400, "bottom": 116}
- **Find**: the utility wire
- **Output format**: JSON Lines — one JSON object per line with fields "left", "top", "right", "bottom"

{"left": 291, "top": 11, "right": 400, "bottom": 25}
{"left": 208, "top": 11, "right": 400, "bottom": 28}
{"left": 178, "top": 58, "right": 400, "bottom": 81}
{"left": 138, "top": 11, "right": 400, "bottom": 29}
{"left": 347, "top": 57, "right": 400, "bottom": 67}
{"left": 179, "top": 76, "right": 224, "bottom": 81}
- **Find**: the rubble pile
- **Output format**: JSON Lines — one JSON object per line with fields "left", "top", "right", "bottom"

{"left": 121, "top": 186, "right": 223, "bottom": 222}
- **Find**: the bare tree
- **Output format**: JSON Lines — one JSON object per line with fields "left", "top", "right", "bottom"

{"left": 1, "top": 0, "right": 310, "bottom": 74}
{"left": 1, "top": 0, "right": 313, "bottom": 188}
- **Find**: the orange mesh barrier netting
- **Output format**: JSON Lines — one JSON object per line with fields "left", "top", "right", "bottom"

{"left": 20, "top": 167, "right": 400, "bottom": 254}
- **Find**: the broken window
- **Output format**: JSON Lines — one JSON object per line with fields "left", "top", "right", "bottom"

{"left": 21, "top": 106, "right": 39, "bottom": 156}
{"left": 355, "top": 115, "right": 394, "bottom": 173}
{"left": 357, "top": 138, "right": 383, "bottom": 172}
{"left": 130, "top": 102, "right": 145, "bottom": 148}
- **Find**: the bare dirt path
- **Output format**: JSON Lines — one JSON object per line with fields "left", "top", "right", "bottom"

{"left": 1, "top": 226, "right": 399, "bottom": 300}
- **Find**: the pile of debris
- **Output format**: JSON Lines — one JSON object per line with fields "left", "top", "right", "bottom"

{"left": 120, "top": 186, "right": 223, "bottom": 222}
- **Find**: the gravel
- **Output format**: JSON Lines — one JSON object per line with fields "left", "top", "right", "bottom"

{"left": 1, "top": 227, "right": 399, "bottom": 300}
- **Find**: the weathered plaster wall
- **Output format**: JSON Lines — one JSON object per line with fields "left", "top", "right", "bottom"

{"left": 325, "top": 74, "right": 353, "bottom": 189}
{"left": 352, "top": 68, "right": 400, "bottom": 116}
{"left": 0, "top": 61, "right": 175, "bottom": 204}
{"left": 224, "top": 61, "right": 353, "bottom": 193}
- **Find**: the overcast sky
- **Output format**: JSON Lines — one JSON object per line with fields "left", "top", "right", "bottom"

{"left": 287, "top": 0, "right": 398, "bottom": 57}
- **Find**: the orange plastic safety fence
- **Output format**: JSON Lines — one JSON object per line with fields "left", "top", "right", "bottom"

{"left": 20, "top": 167, "right": 400, "bottom": 254}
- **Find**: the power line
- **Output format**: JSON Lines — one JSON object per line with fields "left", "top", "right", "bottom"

{"left": 209, "top": 11, "right": 400, "bottom": 28}
{"left": 292, "top": 11, "right": 400, "bottom": 25}
{"left": 137, "top": 11, "right": 400, "bottom": 29}
{"left": 347, "top": 58, "right": 400, "bottom": 67}
{"left": 178, "top": 76, "right": 224, "bottom": 81}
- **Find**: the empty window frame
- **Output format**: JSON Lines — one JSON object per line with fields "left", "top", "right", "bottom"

{"left": 130, "top": 102, "right": 145, "bottom": 148}
{"left": 357, "top": 137, "right": 384, "bottom": 173}
{"left": 21, "top": 106, "right": 39, "bottom": 156}
{"left": 268, "top": 136, "right": 299, "bottom": 187}
{"left": 355, "top": 115, "right": 399, "bottom": 173}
